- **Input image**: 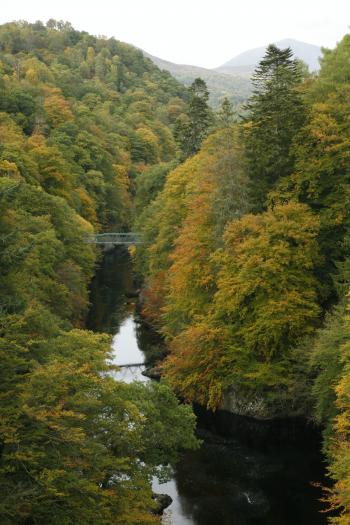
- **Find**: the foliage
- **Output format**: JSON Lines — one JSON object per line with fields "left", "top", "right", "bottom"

{"left": 0, "top": 20, "right": 197, "bottom": 525}
{"left": 309, "top": 298, "right": 350, "bottom": 523}
{"left": 164, "top": 203, "right": 321, "bottom": 409}
{"left": 0, "top": 19, "right": 187, "bottom": 230}
{"left": 174, "top": 78, "right": 213, "bottom": 158}
{"left": 136, "top": 126, "right": 249, "bottom": 321}
{"left": 243, "top": 44, "right": 306, "bottom": 210}
{"left": 0, "top": 328, "right": 198, "bottom": 525}
{"left": 310, "top": 302, "right": 350, "bottom": 443}
{"left": 134, "top": 160, "right": 179, "bottom": 214}
{"left": 3, "top": 19, "right": 350, "bottom": 524}
{"left": 136, "top": 33, "right": 350, "bottom": 523}
{"left": 145, "top": 51, "right": 252, "bottom": 109}
{"left": 269, "top": 41, "right": 350, "bottom": 306}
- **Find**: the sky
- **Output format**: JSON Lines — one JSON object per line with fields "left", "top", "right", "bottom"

{"left": 0, "top": 0, "right": 349, "bottom": 69}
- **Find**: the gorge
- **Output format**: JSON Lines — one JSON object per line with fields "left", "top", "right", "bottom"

{"left": 88, "top": 248, "right": 327, "bottom": 525}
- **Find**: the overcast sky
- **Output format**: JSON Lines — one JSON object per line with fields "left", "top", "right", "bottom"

{"left": 1, "top": 0, "right": 349, "bottom": 68}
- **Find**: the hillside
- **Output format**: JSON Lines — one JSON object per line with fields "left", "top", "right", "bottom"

{"left": 143, "top": 50, "right": 252, "bottom": 109}
{"left": 0, "top": 20, "right": 198, "bottom": 525}
{"left": 143, "top": 38, "right": 322, "bottom": 108}
{"left": 137, "top": 33, "right": 350, "bottom": 521}
{"left": 217, "top": 38, "right": 322, "bottom": 75}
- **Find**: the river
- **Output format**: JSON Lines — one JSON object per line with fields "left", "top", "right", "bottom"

{"left": 87, "top": 248, "right": 328, "bottom": 525}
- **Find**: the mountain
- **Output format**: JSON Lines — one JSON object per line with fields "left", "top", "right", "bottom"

{"left": 143, "top": 51, "right": 252, "bottom": 109}
{"left": 217, "top": 38, "right": 322, "bottom": 76}
{"left": 143, "top": 39, "right": 322, "bottom": 109}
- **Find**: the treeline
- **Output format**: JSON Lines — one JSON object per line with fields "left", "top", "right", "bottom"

{"left": 0, "top": 21, "right": 199, "bottom": 524}
{"left": 136, "top": 36, "right": 350, "bottom": 522}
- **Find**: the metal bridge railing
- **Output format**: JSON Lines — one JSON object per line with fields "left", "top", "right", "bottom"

{"left": 86, "top": 233, "right": 142, "bottom": 245}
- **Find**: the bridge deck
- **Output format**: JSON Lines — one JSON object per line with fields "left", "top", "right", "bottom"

{"left": 118, "top": 362, "right": 144, "bottom": 368}
{"left": 87, "top": 233, "right": 142, "bottom": 245}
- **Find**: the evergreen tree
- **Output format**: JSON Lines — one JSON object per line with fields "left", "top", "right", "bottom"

{"left": 244, "top": 44, "right": 306, "bottom": 210}
{"left": 174, "top": 78, "right": 213, "bottom": 158}
{"left": 217, "top": 97, "right": 235, "bottom": 128}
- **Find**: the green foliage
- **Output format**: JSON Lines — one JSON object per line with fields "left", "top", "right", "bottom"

{"left": 269, "top": 37, "right": 350, "bottom": 306}
{"left": 217, "top": 97, "right": 236, "bottom": 128}
{"left": 243, "top": 44, "right": 306, "bottom": 210}
{"left": 3, "top": 18, "right": 350, "bottom": 524}
{"left": 146, "top": 53, "right": 252, "bottom": 109}
{"left": 174, "top": 78, "right": 213, "bottom": 158}
{"left": 310, "top": 302, "right": 350, "bottom": 439}
{"left": 134, "top": 160, "right": 179, "bottom": 214}
{"left": 0, "top": 20, "right": 197, "bottom": 525}
{"left": 0, "top": 19, "right": 187, "bottom": 229}
{"left": 0, "top": 329, "right": 198, "bottom": 525}
{"left": 308, "top": 298, "right": 350, "bottom": 523}
{"left": 136, "top": 31, "right": 350, "bottom": 522}
{"left": 164, "top": 203, "right": 321, "bottom": 409}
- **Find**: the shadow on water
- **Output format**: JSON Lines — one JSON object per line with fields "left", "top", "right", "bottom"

{"left": 87, "top": 247, "right": 135, "bottom": 334}
{"left": 87, "top": 248, "right": 328, "bottom": 525}
{"left": 170, "top": 407, "right": 328, "bottom": 525}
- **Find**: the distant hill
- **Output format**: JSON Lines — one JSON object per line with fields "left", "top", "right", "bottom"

{"left": 143, "top": 51, "right": 252, "bottom": 109}
{"left": 142, "top": 39, "right": 322, "bottom": 109}
{"left": 217, "top": 38, "right": 322, "bottom": 76}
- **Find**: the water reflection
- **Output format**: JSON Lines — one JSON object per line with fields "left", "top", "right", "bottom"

{"left": 87, "top": 248, "right": 327, "bottom": 525}
{"left": 87, "top": 248, "right": 135, "bottom": 334}
{"left": 160, "top": 428, "right": 325, "bottom": 525}
{"left": 111, "top": 316, "right": 147, "bottom": 383}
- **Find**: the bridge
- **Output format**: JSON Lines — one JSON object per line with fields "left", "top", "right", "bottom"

{"left": 113, "top": 362, "right": 145, "bottom": 382}
{"left": 86, "top": 233, "right": 142, "bottom": 245}
{"left": 118, "top": 362, "right": 144, "bottom": 368}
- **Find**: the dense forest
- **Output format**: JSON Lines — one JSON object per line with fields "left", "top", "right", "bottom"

{"left": 1, "top": 18, "right": 350, "bottom": 525}
{"left": 0, "top": 21, "right": 199, "bottom": 525}
{"left": 136, "top": 37, "right": 350, "bottom": 523}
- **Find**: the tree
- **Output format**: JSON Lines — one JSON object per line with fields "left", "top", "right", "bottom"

{"left": 310, "top": 302, "right": 350, "bottom": 440}
{"left": 217, "top": 97, "right": 235, "bottom": 128}
{"left": 309, "top": 297, "right": 350, "bottom": 524}
{"left": 0, "top": 20, "right": 196, "bottom": 524}
{"left": 174, "top": 78, "right": 212, "bottom": 158}
{"left": 243, "top": 44, "right": 306, "bottom": 210}
{"left": 164, "top": 202, "right": 321, "bottom": 410}
{"left": 0, "top": 329, "right": 198, "bottom": 525}
{"left": 136, "top": 128, "right": 249, "bottom": 327}
{"left": 269, "top": 35, "right": 350, "bottom": 305}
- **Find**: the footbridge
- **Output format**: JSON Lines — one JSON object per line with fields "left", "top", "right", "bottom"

{"left": 118, "top": 362, "right": 144, "bottom": 368}
{"left": 86, "top": 233, "right": 142, "bottom": 245}
{"left": 114, "top": 362, "right": 145, "bottom": 381}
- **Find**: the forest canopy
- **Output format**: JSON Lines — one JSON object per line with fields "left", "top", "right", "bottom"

{"left": 135, "top": 33, "right": 350, "bottom": 523}
{"left": 2, "top": 17, "right": 350, "bottom": 525}
{"left": 0, "top": 20, "right": 198, "bottom": 525}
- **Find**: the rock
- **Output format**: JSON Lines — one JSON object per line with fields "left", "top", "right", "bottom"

{"left": 152, "top": 493, "right": 172, "bottom": 514}
{"left": 142, "top": 366, "right": 162, "bottom": 380}
{"left": 220, "top": 387, "right": 273, "bottom": 420}
{"left": 220, "top": 385, "right": 304, "bottom": 420}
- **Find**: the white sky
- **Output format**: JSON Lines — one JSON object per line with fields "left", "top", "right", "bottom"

{"left": 0, "top": 0, "right": 349, "bottom": 68}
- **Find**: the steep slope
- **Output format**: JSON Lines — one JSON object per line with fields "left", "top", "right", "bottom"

{"left": 217, "top": 38, "right": 322, "bottom": 75}
{"left": 0, "top": 20, "right": 198, "bottom": 525}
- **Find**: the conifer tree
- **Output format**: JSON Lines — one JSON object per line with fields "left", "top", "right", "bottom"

{"left": 244, "top": 44, "right": 306, "bottom": 210}
{"left": 217, "top": 97, "right": 235, "bottom": 128}
{"left": 174, "top": 78, "right": 213, "bottom": 158}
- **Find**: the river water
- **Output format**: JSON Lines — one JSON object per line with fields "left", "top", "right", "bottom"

{"left": 87, "top": 248, "right": 328, "bottom": 525}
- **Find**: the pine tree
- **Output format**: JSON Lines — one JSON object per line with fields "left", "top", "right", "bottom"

{"left": 217, "top": 97, "right": 235, "bottom": 128}
{"left": 174, "top": 78, "right": 213, "bottom": 158}
{"left": 244, "top": 44, "right": 306, "bottom": 210}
